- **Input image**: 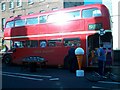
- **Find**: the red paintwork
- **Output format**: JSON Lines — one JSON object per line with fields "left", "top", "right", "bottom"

{"left": 4, "top": 4, "right": 110, "bottom": 39}
{"left": 3, "top": 4, "right": 111, "bottom": 67}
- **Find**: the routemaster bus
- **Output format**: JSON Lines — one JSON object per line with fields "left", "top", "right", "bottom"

{"left": 2, "top": 4, "right": 112, "bottom": 68}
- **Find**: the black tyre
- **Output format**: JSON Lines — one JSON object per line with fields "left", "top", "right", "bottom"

{"left": 110, "top": 73, "right": 120, "bottom": 82}
{"left": 3, "top": 55, "right": 12, "bottom": 65}
{"left": 85, "top": 71, "right": 101, "bottom": 82}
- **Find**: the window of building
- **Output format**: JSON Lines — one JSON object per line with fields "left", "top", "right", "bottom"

{"left": 28, "top": 0, "right": 34, "bottom": 4}
{"left": 28, "top": 11, "right": 33, "bottom": 15}
{"left": 1, "top": 3, "right": 6, "bottom": 11}
{"left": 2, "top": 18, "right": 6, "bottom": 31}
{"left": 39, "top": 15, "right": 47, "bottom": 23}
{"left": 9, "top": 0, "right": 14, "bottom": 9}
{"left": 39, "top": 0, "right": 45, "bottom": 2}
{"left": 17, "top": 0, "right": 22, "bottom": 7}
{"left": 17, "top": 14, "right": 22, "bottom": 17}
{"left": 63, "top": 38, "right": 81, "bottom": 47}
{"left": 82, "top": 8, "right": 102, "bottom": 18}
{"left": 26, "top": 17, "right": 38, "bottom": 25}
{"left": 10, "top": 16, "right": 13, "bottom": 18}
{"left": 6, "top": 21, "right": 14, "bottom": 28}
{"left": 40, "top": 10, "right": 45, "bottom": 13}
{"left": 15, "top": 19, "right": 26, "bottom": 27}
{"left": 48, "top": 39, "right": 62, "bottom": 47}
{"left": 52, "top": 7, "right": 58, "bottom": 11}
{"left": 64, "top": 2, "right": 84, "bottom": 8}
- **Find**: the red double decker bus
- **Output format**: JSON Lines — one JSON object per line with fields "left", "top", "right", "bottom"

{"left": 2, "top": 4, "right": 112, "bottom": 68}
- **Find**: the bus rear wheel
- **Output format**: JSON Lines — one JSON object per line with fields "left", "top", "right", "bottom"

{"left": 3, "top": 55, "right": 12, "bottom": 65}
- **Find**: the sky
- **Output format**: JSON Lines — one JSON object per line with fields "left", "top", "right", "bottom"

{"left": 84, "top": 0, "right": 102, "bottom": 5}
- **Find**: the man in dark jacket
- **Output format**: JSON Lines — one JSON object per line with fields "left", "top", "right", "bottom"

{"left": 64, "top": 45, "right": 78, "bottom": 72}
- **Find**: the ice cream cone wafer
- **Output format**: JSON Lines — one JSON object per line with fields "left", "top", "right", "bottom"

{"left": 75, "top": 47, "right": 84, "bottom": 70}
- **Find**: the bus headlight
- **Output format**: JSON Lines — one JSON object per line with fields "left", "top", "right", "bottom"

{"left": 88, "top": 23, "right": 102, "bottom": 30}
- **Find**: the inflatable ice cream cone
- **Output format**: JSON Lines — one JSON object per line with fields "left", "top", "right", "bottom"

{"left": 75, "top": 47, "right": 84, "bottom": 70}
{"left": 76, "top": 55, "right": 83, "bottom": 69}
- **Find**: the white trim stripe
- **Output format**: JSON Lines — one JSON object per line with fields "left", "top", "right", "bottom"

{"left": 4, "top": 31, "right": 97, "bottom": 39}
{"left": 4, "top": 30, "right": 111, "bottom": 39}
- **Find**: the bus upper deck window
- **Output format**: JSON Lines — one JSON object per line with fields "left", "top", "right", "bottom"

{"left": 26, "top": 17, "right": 38, "bottom": 25}
{"left": 66, "top": 10, "right": 80, "bottom": 20}
{"left": 92, "top": 10, "right": 102, "bottom": 17}
{"left": 39, "top": 15, "right": 47, "bottom": 23}
{"left": 47, "top": 13, "right": 69, "bottom": 23}
{"left": 82, "top": 8, "right": 102, "bottom": 18}
{"left": 15, "top": 19, "right": 26, "bottom": 27}
{"left": 6, "top": 21, "right": 14, "bottom": 28}
{"left": 47, "top": 10, "right": 80, "bottom": 23}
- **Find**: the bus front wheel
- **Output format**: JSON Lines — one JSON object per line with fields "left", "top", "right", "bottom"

{"left": 3, "top": 55, "right": 12, "bottom": 65}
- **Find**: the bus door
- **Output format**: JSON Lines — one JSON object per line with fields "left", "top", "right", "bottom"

{"left": 87, "top": 32, "right": 113, "bottom": 67}
{"left": 99, "top": 32, "right": 113, "bottom": 66}
{"left": 87, "top": 33, "right": 99, "bottom": 66}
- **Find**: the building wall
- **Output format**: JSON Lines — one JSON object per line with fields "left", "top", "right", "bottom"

{"left": 0, "top": 1, "right": 63, "bottom": 22}
{"left": 0, "top": 2, "right": 1, "bottom": 31}
{"left": 119, "top": 2, "right": 120, "bottom": 49}
{"left": 0, "top": 1, "right": 2, "bottom": 49}
{"left": 110, "top": 0, "right": 120, "bottom": 50}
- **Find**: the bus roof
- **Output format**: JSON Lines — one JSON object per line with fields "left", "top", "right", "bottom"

{"left": 6, "top": 4, "right": 107, "bottom": 22}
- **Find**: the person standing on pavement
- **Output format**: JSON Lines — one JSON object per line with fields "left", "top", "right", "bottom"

{"left": 68, "top": 44, "right": 79, "bottom": 72}
{"left": 88, "top": 46, "right": 95, "bottom": 66}
{"left": 64, "top": 43, "right": 78, "bottom": 72}
{"left": 97, "top": 43, "right": 107, "bottom": 77}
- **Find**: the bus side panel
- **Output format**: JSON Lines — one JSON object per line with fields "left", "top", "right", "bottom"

{"left": 47, "top": 19, "right": 84, "bottom": 34}
{"left": 4, "top": 28, "right": 11, "bottom": 38}
{"left": 7, "top": 19, "right": 84, "bottom": 37}
{"left": 80, "top": 35, "right": 87, "bottom": 67}
{"left": 84, "top": 17, "right": 110, "bottom": 31}
{"left": 11, "top": 47, "right": 69, "bottom": 66}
